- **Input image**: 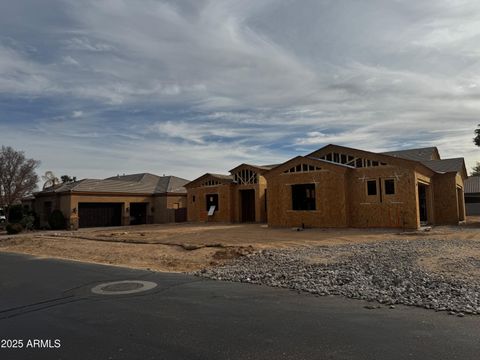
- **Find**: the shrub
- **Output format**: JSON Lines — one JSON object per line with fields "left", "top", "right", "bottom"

{"left": 48, "top": 210, "right": 66, "bottom": 230}
{"left": 6, "top": 223, "right": 23, "bottom": 235}
{"left": 20, "top": 214, "right": 35, "bottom": 231}
{"left": 8, "top": 205, "right": 25, "bottom": 223}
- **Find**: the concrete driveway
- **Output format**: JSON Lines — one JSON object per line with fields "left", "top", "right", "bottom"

{"left": 0, "top": 252, "right": 479, "bottom": 360}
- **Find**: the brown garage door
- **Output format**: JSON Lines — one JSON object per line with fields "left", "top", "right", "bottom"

{"left": 78, "top": 203, "right": 122, "bottom": 228}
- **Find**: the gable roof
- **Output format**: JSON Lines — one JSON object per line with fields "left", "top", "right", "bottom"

{"left": 381, "top": 147, "right": 440, "bottom": 161}
{"left": 307, "top": 144, "right": 435, "bottom": 174}
{"left": 265, "top": 155, "right": 350, "bottom": 176}
{"left": 260, "top": 164, "right": 280, "bottom": 169}
{"left": 229, "top": 163, "right": 277, "bottom": 173}
{"left": 306, "top": 155, "right": 356, "bottom": 169}
{"left": 307, "top": 144, "right": 467, "bottom": 178}
{"left": 184, "top": 173, "right": 233, "bottom": 188}
{"left": 465, "top": 177, "right": 480, "bottom": 194}
{"left": 36, "top": 173, "right": 190, "bottom": 195}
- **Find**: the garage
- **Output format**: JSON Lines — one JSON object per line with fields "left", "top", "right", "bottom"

{"left": 78, "top": 203, "right": 122, "bottom": 228}
{"left": 464, "top": 177, "right": 480, "bottom": 216}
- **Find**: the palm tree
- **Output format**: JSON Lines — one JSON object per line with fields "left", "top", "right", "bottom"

{"left": 42, "top": 171, "right": 60, "bottom": 189}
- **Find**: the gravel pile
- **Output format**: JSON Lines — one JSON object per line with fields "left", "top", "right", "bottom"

{"left": 196, "top": 239, "right": 480, "bottom": 315}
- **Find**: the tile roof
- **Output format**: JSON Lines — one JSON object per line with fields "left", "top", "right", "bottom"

{"left": 382, "top": 147, "right": 439, "bottom": 161}
{"left": 37, "top": 173, "right": 189, "bottom": 195}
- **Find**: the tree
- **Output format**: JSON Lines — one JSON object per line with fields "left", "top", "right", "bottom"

{"left": 472, "top": 162, "right": 480, "bottom": 176}
{"left": 42, "top": 171, "right": 59, "bottom": 189}
{"left": 0, "top": 146, "right": 40, "bottom": 221}
{"left": 61, "top": 175, "right": 77, "bottom": 183}
{"left": 474, "top": 124, "right": 480, "bottom": 146}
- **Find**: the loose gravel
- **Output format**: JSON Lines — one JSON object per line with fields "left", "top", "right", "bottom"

{"left": 196, "top": 239, "right": 480, "bottom": 315}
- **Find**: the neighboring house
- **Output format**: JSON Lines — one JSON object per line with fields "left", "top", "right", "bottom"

{"left": 186, "top": 145, "right": 467, "bottom": 230}
{"left": 464, "top": 176, "right": 480, "bottom": 215}
{"left": 26, "top": 173, "right": 189, "bottom": 229}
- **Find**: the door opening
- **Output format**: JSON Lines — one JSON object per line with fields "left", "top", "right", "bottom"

{"left": 240, "top": 189, "right": 256, "bottom": 222}
{"left": 418, "top": 184, "right": 428, "bottom": 224}
{"left": 130, "top": 203, "right": 147, "bottom": 225}
{"left": 457, "top": 187, "right": 465, "bottom": 221}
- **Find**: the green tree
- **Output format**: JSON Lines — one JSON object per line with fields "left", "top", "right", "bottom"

{"left": 61, "top": 175, "right": 77, "bottom": 183}
{"left": 474, "top": 124, "right": 480, "bottom": 146}
{"left": 472, "top": 162, "right": 480, "bottom": 176}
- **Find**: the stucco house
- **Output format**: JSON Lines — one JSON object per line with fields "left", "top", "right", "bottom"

{"left": 27, "top": 173, "right": 189, "bottom": 229}
{"left": 186, "top": 144, "right": 467, "bottom": 230}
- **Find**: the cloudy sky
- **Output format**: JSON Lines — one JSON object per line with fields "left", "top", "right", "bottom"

{"left": 1, "top": 0, "right": 480, "bottom": 181}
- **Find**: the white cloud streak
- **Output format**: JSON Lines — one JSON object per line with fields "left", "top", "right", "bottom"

{"left": 1, "top": 0, "right": 480, "bottom": 178}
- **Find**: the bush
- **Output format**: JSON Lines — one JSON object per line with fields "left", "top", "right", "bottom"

{"left": 20, "top": 214, "right": 35, "bottom": 231}
{"left": 8, "top": 205, "right": 25, "bottom": 223}
{"left": 30, "top": 210, "right": 40, "bottom": 229}
{"left": 48, "top": 210, "right": 66, "bottom": 230}
{"left": 6, "top": 223, "right": 23, "bottom": 235}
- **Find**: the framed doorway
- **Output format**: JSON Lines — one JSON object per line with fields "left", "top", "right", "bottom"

{"left": 240, "top": 189, "right": 256, "bottom": 222}
{"left": 418, "top": 183, "right": 429, "bottom": 225}
{"left": 130, "top": 203, "right": 147, "bottom": 225}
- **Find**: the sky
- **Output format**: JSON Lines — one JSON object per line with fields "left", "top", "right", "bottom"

{"left": 1, "top": 0, "right": 480, "bottom": 182}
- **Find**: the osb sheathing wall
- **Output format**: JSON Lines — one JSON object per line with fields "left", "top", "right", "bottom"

{"left": 265, "top": 154, "right": 437, "bottom": 229}
{"left": 265, "top": 159, "right": 348, "bottom": 228}
{"left": 347, "top": 167, "right": 419, "bottom": 229}
{"left": 187, "top": 184, "right": 234, "bottom": 222}
{"left": 432, "top": 173, "right": 461, "bottom": 225}
{"left": 231, "top": 175, "right": 268, "bottom": 223}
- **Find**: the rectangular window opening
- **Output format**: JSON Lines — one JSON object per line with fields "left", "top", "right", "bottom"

{"left": 384, "top": 179, "right": 395, "bottom": 195}
{"left": 367, "top": 180, "right": 377, "bottom": 196}
{"left": 291, "top": 184, "right": 316, "bottom": 210}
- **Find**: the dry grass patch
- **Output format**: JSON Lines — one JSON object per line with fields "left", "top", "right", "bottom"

{"left": 2, "top": 218, "right": 480, "bottom": 273}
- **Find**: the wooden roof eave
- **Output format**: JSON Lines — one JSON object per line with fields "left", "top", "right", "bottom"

{"left": 264, "top": 155, "right": 349, "bottom": 178}
{"left": 229, "top": 163, "right": 271, "bottom": 174}
{"left": 184, "top": 173, "right": 232, "bottom": 188}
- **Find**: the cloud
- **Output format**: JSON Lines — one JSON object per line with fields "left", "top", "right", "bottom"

{"left": 0, "top": 44, "right": 53, "bottom": 95}
{"left": 72, "top": 110, "right": 83, "bottom": 118}
{"left": 0, "top": 0, "right": 480, "bottom": 179}
{"left": 62, "top": 56, "right": 80, "bottom": 66}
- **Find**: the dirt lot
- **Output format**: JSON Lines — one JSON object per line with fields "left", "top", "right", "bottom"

{"left": 1, "top": 219, "right": 480, "bottom": 273}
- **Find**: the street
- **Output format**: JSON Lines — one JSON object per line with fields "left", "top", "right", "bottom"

{"left": 0, "top": 252, "right": 479, "bottom": 360}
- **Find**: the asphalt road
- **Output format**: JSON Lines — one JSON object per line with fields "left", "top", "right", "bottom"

{"left": 0, "top": 253, "right": 479, "bottom": 360}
